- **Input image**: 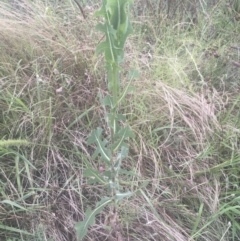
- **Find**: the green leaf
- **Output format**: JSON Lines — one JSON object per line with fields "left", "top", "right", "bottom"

{"left": 129, "top": 68, "right": 140, "bottom": 79}
{"left": 84, "top": 168, "right": 107, "bottom": 184}
{"left": 94, "top": 0, "right": 108, "bottom": 18}
{"left": 95, "top": 0, "right": 133, "bottom": 64}
{"left": 96, "top": 41, "right": 107, "bottom": 56}
{"left": 116, "top": 68, "right": 138, "bottom": 107}
{"left": 117, "top": 145, "right": 129, "bottom": 161}
{"left": 112, "top": 126, "right": 135, "bottom": 151}
{"left": 67, "top": 105, "right": 95, "bottom": 129}
{"left": 115, "top": 191, "right": 133, "bottom": 200}
{"left": 0, "top": 224, "right": 32, "bottom": 235}
{"left": 101, "top": 95, "right": 114, "bottom": 108}
{"left": 87, "top": 128, "right": 111, "bottom": 163}
{"left": 114, "top": 146, "right": 129, "bottom": 172}
{"left": 75, "top": 197, "right": 112, "bottom": 240}
{"left": 107, "top": 0, "right": 133, "bottom": 48}
{"left": 96, "top": 23, "right": 118, "bottom": 63}
{"left": 116, "top": 85, "right": 134, "bottom": 107}
{"left": 75, "top": 207, "right": 93, "bottom": 240}
{"left": 106, "top": 0, "right": 133, "bottom": 33}
{"left": 139, "top": 189, "right": 163, "bottom": 221}
{"left": 119, "top": 168, "right": 138, "bottom": 176}
{"left": 105, "top": 112, "right": 126, "bottom": 133}
{"left": 92, "top": 139, "right": 109, "bottom": 161}
{"left": 102, "top": 170, "right": 112, "bottom": 180}
{"left": 95, "top": 23, "right": 109, "bottom": 33}
{"left": 191, "top": 203, "right": 204, "bottom": 236}
{"left": 1, "top": 200, "right": 27, "bottom": 211}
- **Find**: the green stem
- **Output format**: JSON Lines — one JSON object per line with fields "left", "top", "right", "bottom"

{"left": 110, "top": 64, "right": 118, "bottom": 197}
{"left": 112, "top": 63, "right": 119, "bottom": 107}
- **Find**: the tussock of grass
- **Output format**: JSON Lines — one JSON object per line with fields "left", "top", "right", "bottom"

{"left": 0, "top": 0, "right": 240, "bottom": 240}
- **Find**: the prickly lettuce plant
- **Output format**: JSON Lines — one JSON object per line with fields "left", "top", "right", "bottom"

{"left": 75, "top": 0, "right": 137, "bottom": 240}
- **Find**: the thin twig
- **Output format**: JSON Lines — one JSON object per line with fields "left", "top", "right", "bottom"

{"left": 232, "top": 60, "right": 240, "bottom": 68}
{"left": 73, "top": 0, "right": 87, "bottom": 19}
{"left": 230, "top": 46, "right": 240, "bottom": 50}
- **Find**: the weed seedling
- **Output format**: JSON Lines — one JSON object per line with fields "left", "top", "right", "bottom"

{"left": 75, "top": 0, "right": 138, "bottom": 240}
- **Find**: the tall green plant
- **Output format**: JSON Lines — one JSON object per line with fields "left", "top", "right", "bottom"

{"left": 75, "top": 0, "right": 137, "bottom": 240}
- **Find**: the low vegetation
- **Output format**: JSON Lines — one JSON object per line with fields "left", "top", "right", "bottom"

{"left": 0, "top": 0, "right": 240, "bottom": 240}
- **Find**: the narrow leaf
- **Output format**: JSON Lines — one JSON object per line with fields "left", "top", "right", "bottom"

{"left": 1, "top": 200, "right": 27, "bottom": 211}
{"left": 87, "top": 128, "right": 111, "bottom": 163}
{"left": 75, "top": 207, "right": 92, "bottom": 240}
{"left": 116, "top": 68, "right": 138, "bottom": 107}
{"left": 139, "top": 189, "right": 163, "bottom": 221}
{"left": 191, "top": 203, "right": 204, "bottom": 236}
{"left": 115, "top": 191, "right": 133, "bottom": 201}
{"left": 102, "top": 170, "right": 111, "bottom": 180}
{"left": 0, "top": 224, "right": 32, "bottom": 235}
{"left": 84, "top": 168, "right": 107, "bottom": 184}
{"left": 75, "top": 197, "right": 112, "bottom": 240}
{"left": 113, "top": 126, "right": 134, "bottom": 151}
{"left": 105, "top": 112, "right": 126, "bottom": 133}
{"left": 94, "top": 0, "right": 108, "bottom": 18}
{"left": 114, "top": 146, "right": 129, "bottom": 172}
{"left": 101, "top": 95, "right": 114, "bottom": 108}
{"left": 117, "top": 145, "right": 129, "bottom": 161}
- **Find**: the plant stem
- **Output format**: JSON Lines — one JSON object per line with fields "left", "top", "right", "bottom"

{"left": 112, "top": 63, "right": 119, "bottom": 107}
{"left": 109, "top": 63, "right": 119, "bottom": 198}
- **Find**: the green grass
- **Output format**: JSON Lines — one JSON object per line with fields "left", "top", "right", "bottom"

{"left": 0, "top": 0, "right": 240, "bottom": 240}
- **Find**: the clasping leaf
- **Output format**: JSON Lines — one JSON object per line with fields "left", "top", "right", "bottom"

{"left": 75, "top": 197, "right": 112, "bottom": 240}
{"left": 87, "top": 128, "right": 111, "bottom": 163}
